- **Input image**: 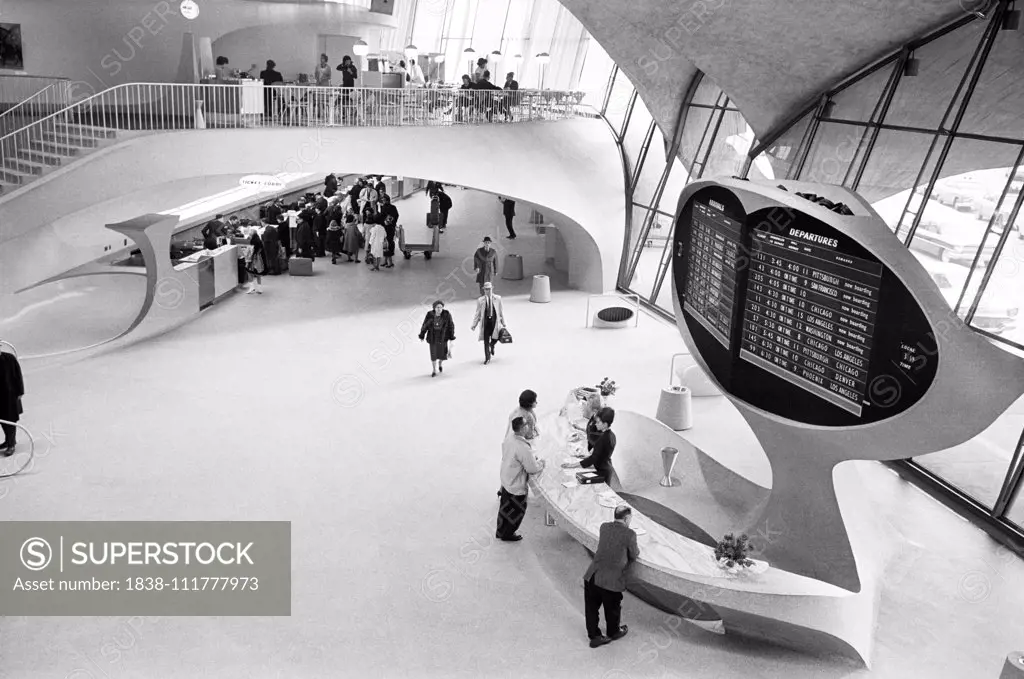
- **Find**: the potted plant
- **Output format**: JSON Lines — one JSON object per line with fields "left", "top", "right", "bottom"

{"left": 598, "top": 378, "right": 617, "bottom": 403}
{"left": 714, "top": 533, "right": 755, "bottom": 573}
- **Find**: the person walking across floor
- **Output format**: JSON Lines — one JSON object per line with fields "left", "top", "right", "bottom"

{"left": 498, "top": 196, "right": 517, "bottom": 239}
{"left": 418, "top": 300, "right": 456, "bottom": 377}
{"left": 582, "top": 505, "right": 638, "bottom": 648}
{"left": 496, "top": 416, "right": 546, "bottom": 542}
{"left": 473, "top": 236, "right": 498, "bottom": 294}
{"left": 562, "top": 407, "right": 620, "bottom": 491}
{"left": 470, "top": 282, "right": 507, "bottom": 365}
{"left": 0, "top": 347, "right": 24, "bottom": 456}
{"left": 435, "top": 186, "right": 452, "bottom": 233}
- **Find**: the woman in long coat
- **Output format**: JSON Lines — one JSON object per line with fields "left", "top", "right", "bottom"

{"left": 341, "top": 209, "right": 361, "bottom": 262}
{"left": 326, "top": 219, "right": 344, "bottom": 264}
{"left": 261, "top": 222, "right": 281, "bottom": 275}
{"left": 367, "top": 221, "right": 385, "bottom": 271}
{"left": 382, "top": 215, "right": 397, "bottom": 268}
{"left": 419, "top": 300, "right": 455, "bottom": 377}
{"left": 245, "top": 227, "right": 268, "bottom": 294}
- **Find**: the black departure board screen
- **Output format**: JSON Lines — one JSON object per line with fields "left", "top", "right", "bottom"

{"left": 673, "top": 186, "right": 938, "bottom": 427}
{"left": 739, "top": 229, "right": 882, "bottom": 417}
{"left": 682, "top": 202, "right": 743, "bottom": 349}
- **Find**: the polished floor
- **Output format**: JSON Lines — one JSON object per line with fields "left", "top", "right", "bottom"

{"left": 3, "top": 188, "right": 1024, "bottom": 679}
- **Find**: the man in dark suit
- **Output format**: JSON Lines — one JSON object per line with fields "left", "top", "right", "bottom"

{"left": 583, "top": 505, "right": 638, "bottom": 648}
{"left": 498, "top": 196, "right": 517, "bottom": 239}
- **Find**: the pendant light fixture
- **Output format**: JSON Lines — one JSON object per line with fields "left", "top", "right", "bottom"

{"left": 491, "top": 0, "right": 513, "bottom": 61}
{"left": 404, "top": 0, "right": 419, "bottom": 61}
{"left": 353, "top": 39, "right": 369, "bottom": 57}
{"left": 433, "top": 0, "right": 450, "bottom": 66}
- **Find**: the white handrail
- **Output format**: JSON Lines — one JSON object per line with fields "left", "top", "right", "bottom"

{"left": 0, "top": 82, "right": 71, "bottom": 131}
{"left": 0, "top": 83, "right": 585, "bottom": 185}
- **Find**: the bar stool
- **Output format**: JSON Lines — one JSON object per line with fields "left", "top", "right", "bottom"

{"left": 530, "top": 274, "right": 551, "bottom": 303}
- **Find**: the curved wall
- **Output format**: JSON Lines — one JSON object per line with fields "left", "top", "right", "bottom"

{"left": 0, "top": 119, "right": 623, "bottom": 294}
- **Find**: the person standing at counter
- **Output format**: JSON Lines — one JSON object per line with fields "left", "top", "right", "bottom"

{"left": 201, "top": 214, "right": 225, "bottom": 250}
{"left": 262, "top": 220, "right": 281, "bottom": 275}
{"left": 563, "top": 408, "right": 620, "bottom": 491}
{"left": 583, "top": 505, "right": 638, "bottom": 648}
{"left": 260, "top": 60, "right": 283, "bottom": 120}
{"left": 245, "top": 227, "right": 268, "bottom": 294}
{"left": 315, "top": 53, "right": 332, "bottom": 87}
{"left": 214, "top": 56, "right": 233, "bottom": 82}
{"left": 324, "top": 173, "right": 338, "bottom": 198}
{"left": 496, "top": 417, "right": 546, "bottom": 542}
{"left": 506, "top": 389, "right": 540, "bottom": 441}
{"left": 276, "top": 213, "right": 292, "bottom": 259}
{"left": 418, "top": 300, "right": 455, "bottom": 377}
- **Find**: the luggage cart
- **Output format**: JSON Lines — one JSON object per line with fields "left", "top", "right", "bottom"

{"left": 398, "top": 220, "right": 440, "bottom": 260}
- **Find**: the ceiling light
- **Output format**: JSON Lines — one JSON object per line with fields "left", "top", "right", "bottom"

{"left": 353, "top": 39, "right": 369, "bottom": 57}
{"left": 535, "top": 52, "right": 550, "bottom": 65}
{"left": 404, "top": 44, "right": 418, "bottom": 60}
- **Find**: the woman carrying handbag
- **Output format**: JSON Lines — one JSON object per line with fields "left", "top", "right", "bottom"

{"left": 419, "top": 300, "right": 456, "bottom": 377}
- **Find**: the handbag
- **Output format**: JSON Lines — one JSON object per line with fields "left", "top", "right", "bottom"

{"left": 497, "top": 328, "right": 513, "bottom": 344}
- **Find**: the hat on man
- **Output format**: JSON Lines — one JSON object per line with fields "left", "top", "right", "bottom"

{"left": 483, "top": 282, "right": 494, "bottom": 290}
{"left": 482, "top": 236, "right": 492, "bottom": 243}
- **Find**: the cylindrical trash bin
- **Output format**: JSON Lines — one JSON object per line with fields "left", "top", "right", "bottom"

{"left": 1000, "top": 652, "right": 1024, "bottom": 679}
{"left": 530, "top": 274, "right": 551, "bottom": 303}
{"left": 503, "top": 254, "right": 524, "bottom": 280}
{"left": 656, "top": 385, "right": 693, "bottom": 431}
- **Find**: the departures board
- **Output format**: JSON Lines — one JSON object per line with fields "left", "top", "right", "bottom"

{"left": 673, "top": 185, "right": 938, "bottom": 427}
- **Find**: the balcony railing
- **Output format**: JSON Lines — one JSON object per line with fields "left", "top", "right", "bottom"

{"left": 0, "top": 82, "right": 585, "bottom": 187}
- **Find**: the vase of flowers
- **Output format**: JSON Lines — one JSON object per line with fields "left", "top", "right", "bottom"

{"left": 598, "top": 378, "right": 617, "bottom": 407}
{"left": 714, "top": 533, "right": 755, "bottom": 574}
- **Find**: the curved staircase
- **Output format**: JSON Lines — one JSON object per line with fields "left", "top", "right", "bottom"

{"left": 0, "top": 122, "right": 119, "bottom": 195}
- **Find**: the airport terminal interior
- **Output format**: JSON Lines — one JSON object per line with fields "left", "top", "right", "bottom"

{"left": 2, "top": 0, "right": 1024, "bottom": 677}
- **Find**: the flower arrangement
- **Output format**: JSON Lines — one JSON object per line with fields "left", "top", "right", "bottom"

{"left": 714, "top": 533, "right": 755, "bottom": 569}
{"left": 598, "top": 378, "right": 618, "bottom": 397}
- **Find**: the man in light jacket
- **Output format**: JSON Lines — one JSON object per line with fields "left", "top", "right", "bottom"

{"left": 496, "top": 417, "right": 546, "bottom": 542}
{"left": 470, "top": 281, "right": 506, "bottom": 365}
{"left": 583, "top": 505, "right": 639, "bottom": 648}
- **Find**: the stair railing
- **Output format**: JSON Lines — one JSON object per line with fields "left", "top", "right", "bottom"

{"left": 0, "top": 82, "right": 73, "bottom": 137}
